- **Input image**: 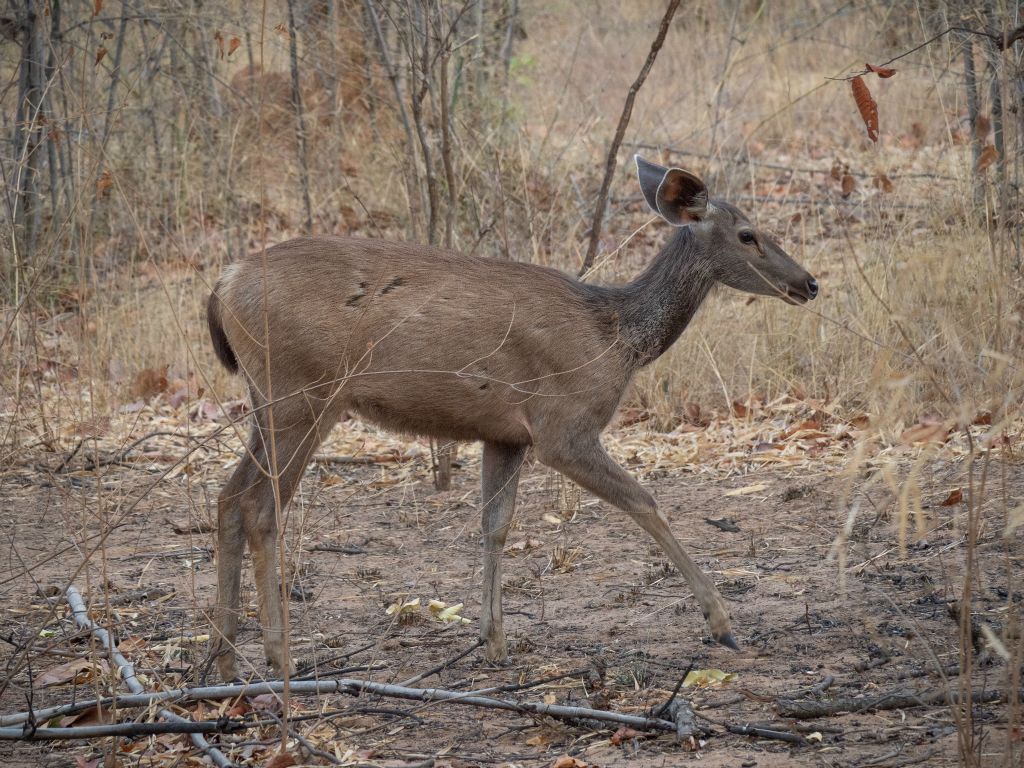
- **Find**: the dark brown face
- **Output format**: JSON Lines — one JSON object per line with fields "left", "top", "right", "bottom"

{"left": 701, "top": 201, "right": 818, "bottom": 303}
{"left": 635, "top": 156, "right": 817, "bottom": 304}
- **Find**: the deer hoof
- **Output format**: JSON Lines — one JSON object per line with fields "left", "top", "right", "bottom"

{"left": 715, "top": 632, "right": 740, "bottom": 650}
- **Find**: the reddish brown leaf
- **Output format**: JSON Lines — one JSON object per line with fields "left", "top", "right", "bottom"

{"left": 610, "top": 726, "right": 646, "bottom": 745}
{"left": 973, "top": 411, "right": 992, "bottom": 426}
{"left": 274, "top": 22, "right": 289, "bottom": 39}
{"left": 95, "top": 46, "right": 107, "bottom": 65}
{"left": 975, "top": 114, "right": 991, "bottom": 139}
{"left": 228, "top": 36, "right": 241, "bottom": 56}
{"left": 130, "top": 365, "right": 169, "bottom": 400}
{"left": 96, "top": 169, "right": 113, "bottom": 196}
{"left": 899, "top": 420, "right": 950, "bottom": 446}
{"left": 940, "top": 488, "right": 963, "bottom": 506}
{"left": 866, "top": 62, "right": 896, "bottom": 78}
{"left": 732, "top": 400, "right": 749, "bottom": 418}
{"left": 976, "top": 144, "right": 999, "bottom": 173}
{"left": 551, "top": 758, "right": 587, "bottom": 768}
{"left": 264, "top": 753, "right": 296, "bottom": 768}
{"left": 841, "top": 173, "right": 856, "bottom": 198}
{"left": 92, "top": 0, "right": 103, "bottom": 16}
{"left": 872, "top": 173, "right": 894, "bottom": 193}
{"left": 851, "top": 76, "right": 879, "bottom": 142}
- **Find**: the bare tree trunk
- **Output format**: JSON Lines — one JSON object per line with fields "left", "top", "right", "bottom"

{"left": 286, "top": 0, "right": 314, "bottom": 234}
{"left": 962, "top": 30, "right": 983, "bottom": 206}
{"left": 13, "top": 0, "right": 44, "bottom": 268}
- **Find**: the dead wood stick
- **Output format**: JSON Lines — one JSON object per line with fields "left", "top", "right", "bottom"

{"left": 777, "top": 687, "right": 1017, "bottom": 719}
{"left": 3, "top": 676, "right": 678, "bottom": 735}
{"left": 0, "top": 719, "right": 267, "bottom": 740}
{"left": 725, "top": 723, "right": 807, "bottom": 744}
{"left": 399, "top": 638, "right": 484, "bottom": 686}
{"left": 63, "top": 587, "right": 232, "bottom": 768}
{"left": 579, "top": 0, "right": 680, "bottom": 277}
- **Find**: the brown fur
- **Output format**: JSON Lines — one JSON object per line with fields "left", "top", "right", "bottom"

{"left": 207, "top": 160, "right": 817, "bottom": 679}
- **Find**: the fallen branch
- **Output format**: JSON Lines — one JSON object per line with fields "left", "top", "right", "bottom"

{"left": 725, "top": 723, "right": 807, "bottom": 744}
{"left": 59, "top": 587, "right": 233, "bottom": 768}
{"left": 777, "top": 687, "right": 1016, "bottom": 719}
{"left": 3, "top": 674, "right": 679, "bottom": 736}
{"left": 0, "top": 719, "right": 267, "bottom": 740}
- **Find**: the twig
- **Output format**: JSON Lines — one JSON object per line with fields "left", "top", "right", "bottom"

{"left": 62, "top": 587, "right": 233, "bottom": 767}
{"left": 652, "top": 661, "right": 694, "bottom": 718}
{"left": 399, "top": 638, "right": 484, "bottom": 686}
{"left": 579, "top": 0, "right": 680, "bottom": 277}
{"left": 0, "top": 719, "right": 267, "bottom": 740}
{"left": 725, "top": 723, "right": 807, "bottom": 744}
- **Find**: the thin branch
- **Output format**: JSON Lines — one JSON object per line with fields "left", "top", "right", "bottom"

{"left": 579, "top": 0, "right": 680, "bottom": 277}
{"left": 3, "top": 673, "right": 680, "bottom": 735}
{"left": 62, "top": 587, "right": 232, "bottom": 768}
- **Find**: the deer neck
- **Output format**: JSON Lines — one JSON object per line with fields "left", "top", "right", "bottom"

{"left": 615, "top": 226, "right": 715, "bottom": 367}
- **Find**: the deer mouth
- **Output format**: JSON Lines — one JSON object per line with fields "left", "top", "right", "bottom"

{"left": 781, "top": 286, "right": 811, "bottom": 305}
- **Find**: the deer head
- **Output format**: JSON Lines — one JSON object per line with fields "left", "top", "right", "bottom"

{"left": 636, "top": 155, "right": 818, "bottom": 304}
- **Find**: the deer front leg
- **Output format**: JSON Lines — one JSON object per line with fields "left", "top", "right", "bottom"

{"left": 536, "top": 436, "right": 737, "bottom": 650}
{"left": 480, "top": 442, "right": 527, "bottom": 662}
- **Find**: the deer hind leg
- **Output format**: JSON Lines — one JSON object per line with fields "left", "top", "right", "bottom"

{"left": 479, "top": 442, "right": 527, "bottom": 662}
{"left": 213, "top": 388, "right": 343, "bottom": 680}
{"left": 535, "top": 436, "right": 737, "bottom": 650}
{"left": 211, "top": 429, "right": 264, "bottom": 682}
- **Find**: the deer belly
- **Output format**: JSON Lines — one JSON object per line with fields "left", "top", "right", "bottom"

{"left": 348, "top": 373, "right": 532, "bottom": 444}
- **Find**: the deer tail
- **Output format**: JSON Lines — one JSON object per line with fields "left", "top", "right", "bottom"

{"left": 207, "top": 287, "right": 238, "bottom": 374}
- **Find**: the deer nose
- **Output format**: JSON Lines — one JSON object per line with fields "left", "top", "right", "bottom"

{"left": 805, "top": 277, "right": 819, "bottom": 299}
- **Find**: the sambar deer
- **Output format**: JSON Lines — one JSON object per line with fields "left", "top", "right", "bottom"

{"left": 207, "top": 156, "right": 818, "bottom": 680}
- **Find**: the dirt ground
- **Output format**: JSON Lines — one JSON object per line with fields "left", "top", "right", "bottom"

{"left": 0, "top": 418, "right": 1019, "bottom": 767}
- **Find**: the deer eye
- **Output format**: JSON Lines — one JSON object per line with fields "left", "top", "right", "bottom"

{"left": 739, "top": 231, "right": 756, "bottom": 245}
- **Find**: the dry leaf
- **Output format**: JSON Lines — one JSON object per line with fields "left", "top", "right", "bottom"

{"left": 865, "top": 62, "right": 896, "bottom": 78}
{"left": 214, "top": 31, "right": 225, "bottom": 59}
{"left": 96, "top": 169, "right": 113, "bottom": 195}
{"left": 551, "top": 757, "right": 586, "bottom": 768}
{"left": 610, "top": 726, "right": 646, "bottom": 745}
{"left": 840, "top": 173, "right": 856, "bottom": 198}
{"left": 95, "top": 46, "right": 107, "bottom": 65}
{"left": 265, "top": 752, "right": 297, "bottom": 768}
{"left": 130, "top": 366, "right": 169, "bottom": 400}
{"left": 851, "top": 76, "right": 879, "bottom": 142}
{"left": 976, "top": 144, "right": 999, "bottom": 173}
{"left": 683, "top": 667, "right": 737, "bottom": 688}
{"left": 732, "top": 400, "right": 749, "bottom": 418}
{"left": 228, "top": 36, "right": 241, "bottom": 56}
{"left": 940, "top": 488, "right": 963, "bottom": 506}
{"left": 975, "top": 114, "right": 991, "bottom": 138}
{"left": 724, "top": 484, "right": 767, "bottom": 497}
{"left": 92, "top": 0, "right": 103, "bottom": 16}
{"left": 899, "top": 420, "right": 950, "bottom": 445}
{"left": 274, "top": 22, "right": 289, "bottom": 39}
{"left": 873, "top": 173, "right": 894, "bottom": 193}
{"left": 37, "top": 658, "right": 108, "bottom": 687}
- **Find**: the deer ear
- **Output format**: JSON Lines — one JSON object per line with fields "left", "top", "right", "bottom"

{"left": 634, "top": 156, "right": 708, "bottom": 225}
{"left": 635, "top": 155, "right": 666, "bottom": 215}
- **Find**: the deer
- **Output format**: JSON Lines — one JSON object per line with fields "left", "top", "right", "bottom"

{"left": 206, "top": 156, "right": 818, "bottom": 680}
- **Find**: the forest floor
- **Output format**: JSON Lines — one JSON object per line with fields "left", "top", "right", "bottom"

{"left": 0, "top": 397, "right": 1019, "bottom": 767}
